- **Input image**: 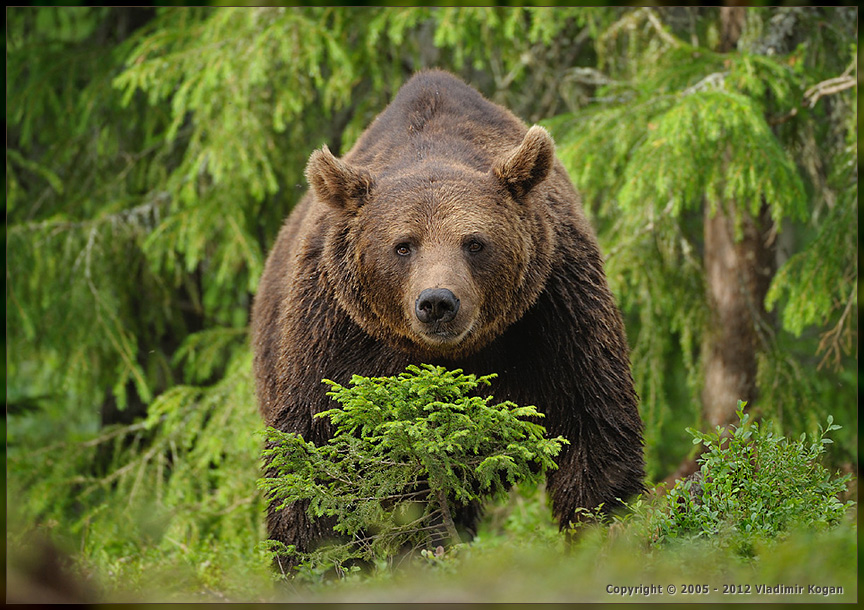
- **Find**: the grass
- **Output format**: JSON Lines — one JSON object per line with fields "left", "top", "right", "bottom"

{"left": 6, "top": 398, "right": 857, "bottom": 604}
{"left": 6, "top": 479, "right": 857, "bottom": 604}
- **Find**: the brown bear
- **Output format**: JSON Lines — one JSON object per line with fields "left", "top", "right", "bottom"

{"left": 252, "top": 69, "right": 644, "bottom": 560}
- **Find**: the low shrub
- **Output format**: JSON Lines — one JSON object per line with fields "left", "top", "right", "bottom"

{"left": 647, "top": 401, "right": 854, "bottom": 555}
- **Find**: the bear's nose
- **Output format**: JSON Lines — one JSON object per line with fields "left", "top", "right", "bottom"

{"left": 415, "top": 288, "right": 460, "bottom": 324}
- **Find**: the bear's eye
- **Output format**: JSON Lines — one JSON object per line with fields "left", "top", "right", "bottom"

{"left": 465, "top": 239, "right": 484, "bottom": 254}
{"left": 394, "top": 243, "right": 412, "bottom": 257}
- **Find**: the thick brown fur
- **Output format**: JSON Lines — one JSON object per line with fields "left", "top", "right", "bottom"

{"left": 252, "top": 69, "right": 644, "bottom": 558}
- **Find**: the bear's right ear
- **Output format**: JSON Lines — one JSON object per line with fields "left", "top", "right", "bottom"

{"left": 305, "top": 146, "right": 374, "bottom": 212}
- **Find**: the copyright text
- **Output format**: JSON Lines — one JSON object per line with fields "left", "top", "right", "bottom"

{"left": 605, "top": 583, "right": 845, "bottom": 597}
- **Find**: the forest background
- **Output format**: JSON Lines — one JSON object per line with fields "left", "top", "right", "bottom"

{"left": 6, "top": 3, "right": 858, "bottom": 603}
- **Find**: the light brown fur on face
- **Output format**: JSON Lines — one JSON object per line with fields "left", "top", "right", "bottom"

{"left": 346, "top": 164, "right": 539, "bottom": 359}
{"left": 252, "top": 70, "right": 644, "bottom": 562}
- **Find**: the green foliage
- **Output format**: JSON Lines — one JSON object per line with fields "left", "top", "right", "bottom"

{"left": 258, "top": 365, "right": 567, "bottom": 574}
{"left": 765, "top": 163, "right": 857, "bottom": 348}
{"left": 6, "top": 348, "right": 270, "bottom": 601}
{"left": 546, "top": 7, "right": 857, "bottom": 474}
{"left": 648, "top": 401, "right": 854, "bottom": 555}
{"left": 257, "top": 407, "right": 856, "bottom": 601}
{"left": 5, "top": 6, "right": 857, "bottom": 603}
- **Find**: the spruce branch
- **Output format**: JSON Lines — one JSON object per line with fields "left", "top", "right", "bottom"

{"left": 681, "top": 72, "right": 728, "bottom": 96}
{"left": 643, "top": 8, "right": 682, "bottom": 49}
{"left": 9, "top": 199, "right": 165, "bottom": 237}
{"left": 600, "top": 8, "right": 682, "bottom": 53}
{"left": 770, "top": 59, "right": 856, "bottom": 124}
{"left": 805, "top": 57, "right": 857, "bottom": 107}
{"left": 804, "top": 74, "right": 856, "bottom": 108}
{"left": 816, "top": 285, "right": 857, "bottom": 371}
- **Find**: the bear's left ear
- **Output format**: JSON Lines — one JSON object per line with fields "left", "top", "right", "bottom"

{"left": 305, "top": 145, "right": 375, "bottom": 212}
{"left": 492, "top": 125, "right": 555, "bottom": 200}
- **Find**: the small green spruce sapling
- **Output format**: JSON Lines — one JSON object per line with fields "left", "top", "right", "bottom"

{"left": 258, "top": 364, "right": 567, "bottom": 574}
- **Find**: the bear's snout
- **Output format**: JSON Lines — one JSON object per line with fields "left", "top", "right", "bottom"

{"left": 415, "top": 288, "right": 460, "bottom": 324}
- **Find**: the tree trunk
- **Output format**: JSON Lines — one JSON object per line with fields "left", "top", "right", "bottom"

{"left": 700, "top": 6, "right": 775, "bottom": 428}
{"left": 434, "top": 488, "right": 463, "bottom": 546}
{"left": 659, "top": 8, "right": 780, "bottom": 487}
{"left": 701, "top": 202, "right": 775, "bottom": 426}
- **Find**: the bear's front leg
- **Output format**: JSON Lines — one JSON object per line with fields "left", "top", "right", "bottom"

{"left": 544, "top": 413, "right": 645, "bottom": 529}
{"left": 264, "top": 495, "right": 340, "bottom": 575}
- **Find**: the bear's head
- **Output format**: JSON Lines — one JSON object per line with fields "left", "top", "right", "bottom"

{"left": 306, "top": 126, "right": 558, "bottom": 359}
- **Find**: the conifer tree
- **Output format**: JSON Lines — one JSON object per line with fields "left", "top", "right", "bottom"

{"left": 545, "top": 6, "right": 857, "bottom": 476}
